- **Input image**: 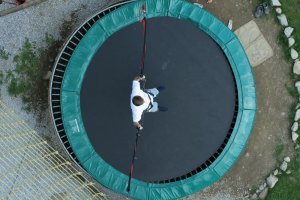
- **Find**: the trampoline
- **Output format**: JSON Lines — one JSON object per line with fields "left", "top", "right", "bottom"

{"left": 50, "top": 0, "right": 256, "bottom": 199}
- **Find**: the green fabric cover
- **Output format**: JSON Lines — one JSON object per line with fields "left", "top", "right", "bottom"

{"left": 59, "top": 0, "right": 257, "bottom": 199}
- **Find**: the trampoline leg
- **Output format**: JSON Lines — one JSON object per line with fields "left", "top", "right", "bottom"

{"left": 147, "top": 102, "right": 158, "bottom": 112}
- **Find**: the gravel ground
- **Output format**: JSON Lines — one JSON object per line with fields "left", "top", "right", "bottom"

{"left": 0, "top": 0, "right": 118, "bottom": 145}
{"left": 0, "top": 0, "right": 122, "bottom": 198}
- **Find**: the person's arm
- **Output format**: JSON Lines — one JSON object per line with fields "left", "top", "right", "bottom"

{"left": 133, "top": 121, "right": 143, "bottom": 130}
{"left": 132, "top": 110, "right": 143, "bottom": 130}
{"left": 134, "top": 75, "right": 145, "bottom": 81}
{"left": 132, "top": 75, "right": 145, "bottom": 93}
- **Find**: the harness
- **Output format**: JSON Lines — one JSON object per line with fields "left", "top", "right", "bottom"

{"left": 145, "top": 92, "right": 154, "bottom": 111}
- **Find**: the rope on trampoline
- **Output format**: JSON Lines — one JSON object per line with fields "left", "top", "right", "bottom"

{"left": 126, "top": 0, "right": 148, "bottom": 196}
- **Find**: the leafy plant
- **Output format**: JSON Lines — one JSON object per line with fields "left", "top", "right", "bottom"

{"left": 5, "top": 34, "right": 61, "bottom": 114}
{"left": 0, "top": 70, "right": 4, "bottom": 85}
{"left": 44, "top": 32, "right": 55, "bottom": 47}
{"left": 0, "top": 46, "right": 10, "bottom": 60}
{"left": 0, "top": 70, "right": 4, "bottom": 97}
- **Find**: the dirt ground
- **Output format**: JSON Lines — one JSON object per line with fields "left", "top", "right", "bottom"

{"left": 185, "top": 0, "right": 295, "bottom": 199}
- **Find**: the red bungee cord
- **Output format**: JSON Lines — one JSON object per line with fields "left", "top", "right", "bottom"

{"left": 126, "top": 0, "right": 148, "bottom": 199}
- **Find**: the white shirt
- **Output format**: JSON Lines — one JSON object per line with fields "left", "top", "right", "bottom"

{"left": 130, "top": 80, "right": 153, "bottom": 122}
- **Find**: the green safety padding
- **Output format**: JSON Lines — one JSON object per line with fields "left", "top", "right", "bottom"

{"left": 214, "top": 110, "right": 256, "bottom": 176}
{"left": 168, "top": 0, "right": 234, "bottom": 49}
{"left": 226, "top": 38, "right": 256, "bottom": 110}
{"left": 147, "top": 168, "right": 220, "bottom": 199}
{"left": 61, "top": 91, "right": 95, "bottom": 163}
{"left": 62, "top": 24, "right": 108, "bottom": 92}
{"left": 59, "top": 0, "right": 257, "bottom": 199}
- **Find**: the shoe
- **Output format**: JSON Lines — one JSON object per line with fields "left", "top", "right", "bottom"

{"left": 158, "top": 106, "right": 168, "bottom": 112}
{"left": 156, "top": 86, "right": 165, "bottom": 92}
{"left": 255, "top": 5, "right": 263, "bottom": 18}
{"left": 262, "top": 2, "right": 270, "bottom": 15}
{"left": 193, "top": 3, "right": 203, "bottom": 8}
{"left": 227, "top": 19, "right": 233, "bottom": 30}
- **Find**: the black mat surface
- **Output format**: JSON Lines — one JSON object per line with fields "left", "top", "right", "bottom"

{"left": 80, "top": 17, "right": 236, "bottom": 182}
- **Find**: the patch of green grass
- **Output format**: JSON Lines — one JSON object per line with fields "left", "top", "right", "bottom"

{"left": 0, "top": 46, "right": 10, "bottom": 60}
{"left": 285, "top": 84, "right": 298, "bottom": 98}
{"left": 249, "top": 185, "right": 259, "bottom": 195}
{"left": 285, "top": 85, "right": 298, "bottom": 123}
{"left": 278, "top": 32, "right": 293, "bottom": 62}
{"left": 0, "top": 70, "right": 4, "bottom": 97}
{"left": 9, "top": 39, "right": 39, "bottom": 93}
{"left": 266, "top": 151, "right": 300, "bottom": 200}
{"left": 262, "top": 0, "right": 300, "bottom": 62}
{"left": 273, "top": 143, "right": 285, "bottom": 161}
{"left": 265, "top": 0, "right": 300, "bottom": 199}
{"left": 44, "top": 32, "right": 55, "bottom": 47}
{"left": 0, "top": 71, "right": 3, "bottom": 84}
{"left": 280, "top": 0, "right": 300, "bottom": 53}
{"left": 289, "top": 102, "right": 298, "bottom": 123}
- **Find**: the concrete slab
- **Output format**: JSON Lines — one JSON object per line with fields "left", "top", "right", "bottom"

{"left": 235, "top": 20, "right": 274, "bottom": 67}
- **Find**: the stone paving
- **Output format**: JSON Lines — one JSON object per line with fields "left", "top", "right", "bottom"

{"left": 235, "top": 20, "right": 274, "bottom": 67}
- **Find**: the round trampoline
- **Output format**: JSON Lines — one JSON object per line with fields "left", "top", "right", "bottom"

{"left": 50, "top": 0, "right": 256, "bottom": 199}
{"left": 82, "top": 16, "right": 237, "bottom": 183}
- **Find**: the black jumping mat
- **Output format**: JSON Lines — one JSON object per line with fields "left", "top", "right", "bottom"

{"left": 80, "top": 17, "right": 236, "bottom": 182}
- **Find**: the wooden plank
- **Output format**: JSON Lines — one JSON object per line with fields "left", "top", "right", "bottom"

{"left": 0, "top": 0, "right": 47, "bottom": 17}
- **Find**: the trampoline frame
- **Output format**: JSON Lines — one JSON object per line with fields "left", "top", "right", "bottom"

{"left": 50, "top": 0, "right": 256, "bottom": 199}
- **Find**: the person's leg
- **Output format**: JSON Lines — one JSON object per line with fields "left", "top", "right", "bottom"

{"left": 146, "top": 88, "right": 159, "bottom": 98}
{"left": 147, "top": 102, "right": 158, "bottom": 112}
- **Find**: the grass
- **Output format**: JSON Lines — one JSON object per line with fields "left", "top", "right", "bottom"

{"left": 5, "top": 34, "right": 60, "bottom": 114}
{"left": 0, "top": 71, "right": 3, "bottom": 85}
{"left": 0, "top": 70, "right": 4, "bottom": 96}
{"left": 265, "top": 0, "right": 300, "bottom": 199}
{"left": 278, "top": 33, "right": 293, "bottom": 62}
{"left": 273, "top": 143, "right": 285, "bottom": 162}
{"left": 280, "top": 0, "right": 300, "bottom": 54}
{"left": 274, "top": 0, "right": 300, "bottom": 62}
{"left": 0, "top": 46, "right": 10, "bottom": 60}
{"left": 266, "top": 152, "right": 300, "bottom": 200}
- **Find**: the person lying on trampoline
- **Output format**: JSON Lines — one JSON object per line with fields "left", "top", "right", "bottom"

{"left": 130, "top": 75, "right": 167, "bottom": 130}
